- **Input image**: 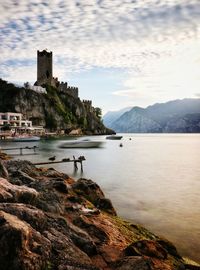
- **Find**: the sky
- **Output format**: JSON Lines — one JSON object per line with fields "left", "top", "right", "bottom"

{"left": 0, "top": 0, "right": 200, "bottom": 114}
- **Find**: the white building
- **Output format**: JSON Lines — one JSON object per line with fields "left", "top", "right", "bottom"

{"left": 0, "top": 112, "right": 44, "bottom": 134}
{"left": 28, "top": 84, "right": 47, "bottom": 94}
{"left": 0, "top": 112, "right": 32, "bottom": 128}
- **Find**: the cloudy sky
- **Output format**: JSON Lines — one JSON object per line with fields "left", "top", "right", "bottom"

{"left": 1, "top": 0, "right": 200, "bottom": 113}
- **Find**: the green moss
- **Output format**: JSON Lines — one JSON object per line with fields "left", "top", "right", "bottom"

{"left": 78, "top": 117, "right": 88, "bottom": 128}
{"left": 108, "top": 215, "right": 140, "bottom": 243}
{"left": 183, "top": 257, "right": 200, "bottom": 266}
{"left": 108, "top": 215, "right": 157, "bottom": 243}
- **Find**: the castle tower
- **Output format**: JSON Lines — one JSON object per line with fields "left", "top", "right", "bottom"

{"left": 35, "top": 50, "right": 53, "bottom": 86}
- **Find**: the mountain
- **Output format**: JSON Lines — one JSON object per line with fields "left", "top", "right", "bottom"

{"left": 103, "top": 107, "right": 131, "bottom": 127}
{"left": 108, "top": 99, "right": 200, "bottom": 133}
{"left": 0, "top": 78, "right": 113, "bottom": 135}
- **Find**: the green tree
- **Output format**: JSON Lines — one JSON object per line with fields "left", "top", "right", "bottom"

{"left": 45, "top": 114, "right": 57, "bottom": 131}
{"left": 95, "top": 107, "right": 102, "bottom": 119}
{"left": 24, "top": 82, "right": 30, "bottom": 89}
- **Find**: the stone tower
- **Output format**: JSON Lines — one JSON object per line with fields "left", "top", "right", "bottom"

{"left": 35, "top": 50, "right": 53, "bottom": 86}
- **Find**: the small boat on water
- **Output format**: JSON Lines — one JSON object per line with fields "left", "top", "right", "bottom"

{"left": 106, "top": 135, "right": 123, "bottom": 140}
{"left": 59, "top": 138, "right": 104, "bottom": 148}
{"left": 12, "top": 136, "right": 41, "bottom": 142}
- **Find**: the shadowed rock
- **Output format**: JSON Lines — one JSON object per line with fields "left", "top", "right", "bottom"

{"left": 72, "top": 178, "right": 117, "bottom": 215}
{"left": 0, "top": 210, "right": 51, "bottom": 270}
{"left": 95, "top": 197, "right": 117, "bottom": 216}
{"left": 157, "top": 238, "right": 182, "bottom": 259}
{"left": 0, "top": 160, "right": 8, "bottom": 179}
{"left": 53, "top": 180, "right": 68, "bottom": 193}
{"left": 72, "top": 178, "right": 105, "bottom": 203}
{"left": 113, "top": 256, "right": 152, "bottom": 270}
{"left": 9, "top": 170, "right": 36, "bottom": 186}
{"left": 0, "top": 203, "right": 47, "bottom": 232}
{"left": 73, "top": 215, "right": 109, "bottom": 245}
{"left": 125, "top": 240, "right": 168, "bottom": 259}
{"left": 0, "top": 178, "right": 38, "bottom": 203}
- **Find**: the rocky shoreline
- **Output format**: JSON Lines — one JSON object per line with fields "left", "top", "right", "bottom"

{"left": 0, "top": 158, "right": 199, "bottom": 270}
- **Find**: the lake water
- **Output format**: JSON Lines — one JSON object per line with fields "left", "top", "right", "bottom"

{"left": 1, "top": 134, "right": 200, "bottom": 263}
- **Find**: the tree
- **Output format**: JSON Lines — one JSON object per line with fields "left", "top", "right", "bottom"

{"left": 24, "top": 82, "right": 30, "bottom": 89}
{"left": 95, "top": 107, "right": 102, "bottom": 119}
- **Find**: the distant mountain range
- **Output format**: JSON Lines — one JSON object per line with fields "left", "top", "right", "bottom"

{"left": 103, "top": 107, "right": 132, "bottom": 127}
{"left": 103, "top": 99, "right": 200, "bottom": 133}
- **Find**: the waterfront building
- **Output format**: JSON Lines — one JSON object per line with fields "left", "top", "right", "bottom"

{"left": 0, "top": 112, "right": 44, "bottom": 134}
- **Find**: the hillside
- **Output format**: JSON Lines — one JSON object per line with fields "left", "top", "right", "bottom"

{"left": 0, "top": 79, "right": 113, "bottom": 135}
{"left": 105, "top": 99, "right": 200, "bottom": 133}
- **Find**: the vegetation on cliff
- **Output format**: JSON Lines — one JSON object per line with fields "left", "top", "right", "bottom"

{"left": 0, "top": 159, "right": 199, "bottom": 270}
{"left": 0, "top": 78, "right": 113, "bottom": 135}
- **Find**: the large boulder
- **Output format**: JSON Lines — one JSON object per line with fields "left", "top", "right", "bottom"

{"left": 0, "top": 178, "right": 38, "bottom": 203}
{"left": 72, "top": 178, "right": 105, "bottom": 204}
{"left": 5, "top": 160, "right": 38, "bottom": 177}
{"left": 72, "top": 178, "right": 117, "bottom": 215}
{"left": 73, "top": 215, "right": 109, "bottom": 245}
{"left": 95, "top": 197, "right": 117, "bottom": 216}
{"left": 0, "top": 203, "right": 47, "bottom": 232}
{"left": 0, "top": 210, "right": 51, "bottom": 270}
{"left": 124, "top": 240, "right": 168, "bottom": 259}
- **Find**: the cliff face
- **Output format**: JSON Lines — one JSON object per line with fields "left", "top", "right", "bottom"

{"left": 0, "top": 159, "right": 198, "bottom": 270}
{"left": 0, "top": 79, "right": 113, "bottom": 134}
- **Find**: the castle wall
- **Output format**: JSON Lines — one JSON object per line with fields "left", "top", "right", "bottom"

{"left": 83, "top": 100, "right": 93, "bottom": 113}
{"left": 58, "top": 82, "right": 78, "bottom": 99}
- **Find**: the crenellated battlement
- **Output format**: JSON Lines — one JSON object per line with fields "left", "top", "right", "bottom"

{"left": 37, "top": 50, "right": 52, "bottom": 57}
{"left": 83, "top": 100, "right": 94, "bottom": 113}
{"left": 58, "top": 82, "right": 78, "bottom": 99}
{"left": 83, "top": 100, "right": 92, "bottom": 106}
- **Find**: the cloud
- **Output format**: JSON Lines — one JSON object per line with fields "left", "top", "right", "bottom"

{"left": 111, "top": 39, "right": 200, "bottom": 108}
{"left": 0, "top": 0, "right": 200, "bottom": 104}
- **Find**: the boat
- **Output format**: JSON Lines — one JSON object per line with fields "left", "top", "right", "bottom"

{"left": 106, "top": 135, "right": 123, "bottom": 140}
{"left": 12, "top": 136, "right": 41, "bottom": 142}
{"left": 59, "top": 138, "right": 104, "bottom": 148}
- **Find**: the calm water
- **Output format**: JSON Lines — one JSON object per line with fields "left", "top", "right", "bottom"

{"left": 1, "top": 134, "right": 200, "bottom": 262}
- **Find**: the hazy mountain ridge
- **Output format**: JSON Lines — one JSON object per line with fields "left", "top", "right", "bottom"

{"left": 103, "top": 107, "right": 132, "bottom": 127}
{"left": 104, "top": 99, "right": 200, "bottom": 133}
